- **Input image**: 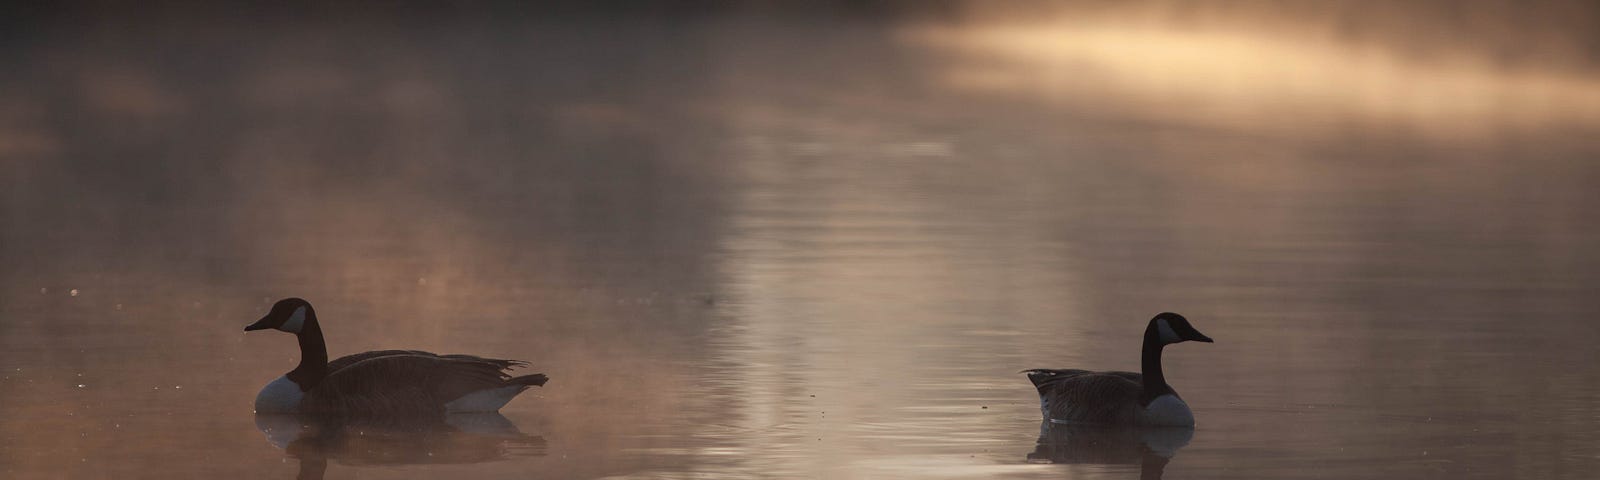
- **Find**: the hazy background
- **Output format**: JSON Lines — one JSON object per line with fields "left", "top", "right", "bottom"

{"left": 3, "top": 1, "right": 1598, "bottom": 479}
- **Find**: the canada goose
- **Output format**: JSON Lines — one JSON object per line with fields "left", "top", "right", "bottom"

{"left": 1023, "top": 312, "right": 1212, "bottom": 427}
{"left": 245, "top": 298, "right": 547, "bottom": 416}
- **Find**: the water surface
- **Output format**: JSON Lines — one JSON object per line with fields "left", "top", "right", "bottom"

{"left": 3, "top": 3, "right": 1599, "bottom": 479}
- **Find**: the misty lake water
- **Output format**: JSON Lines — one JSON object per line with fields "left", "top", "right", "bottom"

{"left": 3, "top": 4, "right": 1599, "bottom": 479}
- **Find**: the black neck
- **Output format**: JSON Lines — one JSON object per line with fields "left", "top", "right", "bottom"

{"left": 1140, "top": 453, "right": 1171, "bottom": 480}
{"left": 284, "top": 307, "right": 328, "bottom": 392}
{"left": 1140, "top": 326, "right": 1173, "bottom": 405}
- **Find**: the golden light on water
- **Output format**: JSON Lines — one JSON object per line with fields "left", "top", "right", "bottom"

{"left": 906, "top": 22, "right": 1600, "bottom": 139}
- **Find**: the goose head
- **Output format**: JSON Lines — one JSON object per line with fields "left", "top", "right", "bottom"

{"left": 1147, "top": 312, "right": 1212, "bottom": 346}
{"left": 245, "top": 298, "right": 315, "bottom": 334}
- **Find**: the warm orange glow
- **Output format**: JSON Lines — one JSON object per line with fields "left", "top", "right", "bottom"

{"left": 906, "top": 23, "right": 1600, "bottom": 139}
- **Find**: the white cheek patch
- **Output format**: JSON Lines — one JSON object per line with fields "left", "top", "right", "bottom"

{"left": 279, "top": 306, "right": 306, "bottom": 333}
{"left": 1156, "top": 319, "right": 1181, "bottom": 343}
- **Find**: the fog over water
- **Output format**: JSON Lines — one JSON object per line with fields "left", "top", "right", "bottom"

{"left": 3, "top": 2, "right": 1599, "bottom": 479}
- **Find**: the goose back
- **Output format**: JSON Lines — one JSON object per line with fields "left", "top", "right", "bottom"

{"left": 326, "top": 350, "right": 527, "bottom": 374}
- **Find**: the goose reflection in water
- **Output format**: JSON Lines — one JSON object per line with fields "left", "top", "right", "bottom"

{"left": 255, "top": 413, "right": 546, "bottom": 480}
{"left": 1027, "top": 423, "right": 1194, "bottom": 480}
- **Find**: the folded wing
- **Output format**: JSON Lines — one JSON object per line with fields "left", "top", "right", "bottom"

{"left": 1024, "top": 369, "right": 1143, "bottom": 425}
{"left": 307, "top": 352, "right": 532, "bottom": 415}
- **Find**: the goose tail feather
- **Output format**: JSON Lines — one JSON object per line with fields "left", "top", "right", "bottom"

{"left": 509, "top": 373, "right": 548, "bottom": 387}
{"left": 1021, "top": 369, "right": 1083, "bottom": 390}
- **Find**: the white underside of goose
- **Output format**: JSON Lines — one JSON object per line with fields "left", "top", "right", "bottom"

{"left": 1139, "top": 427, "right": 1196, "bottom": 457}
{"left": 254, "top": 376, "right": 528, "bottom": 414}
{"left": 445, "top": 385, "right": 529, "bottom": 413}
{"left": 253, "top": 413, "right": 305, "bottom": 449}
{"left": 1138, "top": 394, "right": 1195, "bottom": 427}
{"left": 254, "top": 375, "right": 304, "bottom": 413}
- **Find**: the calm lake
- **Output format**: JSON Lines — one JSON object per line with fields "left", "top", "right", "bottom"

{"left": 3, "top": 3, "right": 1599, "bottom": 479}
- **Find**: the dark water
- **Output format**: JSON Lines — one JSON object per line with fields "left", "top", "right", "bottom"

{"left": 4, "top": 3, "right": 1600, "bottom": 479}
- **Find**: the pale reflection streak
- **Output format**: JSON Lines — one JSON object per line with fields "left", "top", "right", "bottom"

{"left": 905, "top": 24, "right": 1600, "bottom": 138}
{"left": 677, "top": 132, "right": 1096, "bottom": 477}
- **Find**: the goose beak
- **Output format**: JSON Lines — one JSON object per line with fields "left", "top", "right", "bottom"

{"left": 1193, "top": 333, "right": 1214, "bottom": 343}
{"left": 244, "top": 316, "right": 274, "bottom": 332}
